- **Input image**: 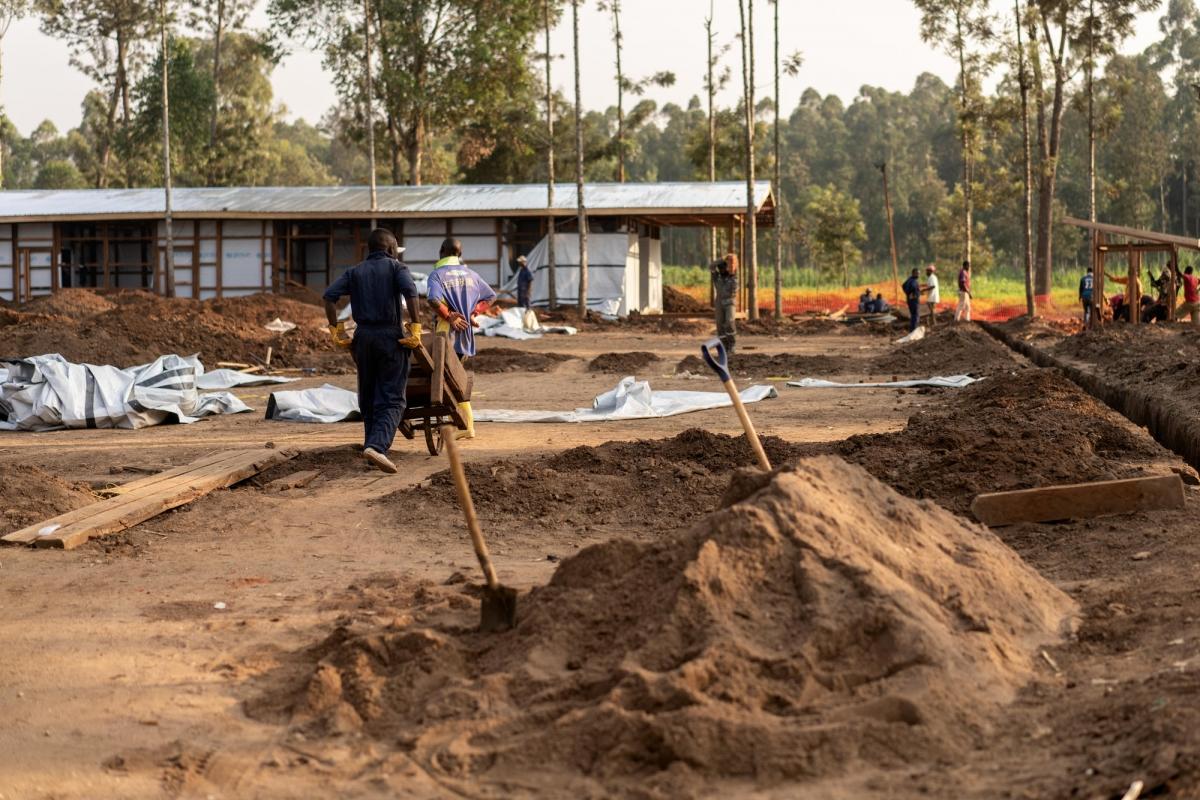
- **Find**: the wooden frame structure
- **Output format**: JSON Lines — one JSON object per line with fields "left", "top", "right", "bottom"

{"left": 1064, "top": 216, "right": 1200, "bottom": 328}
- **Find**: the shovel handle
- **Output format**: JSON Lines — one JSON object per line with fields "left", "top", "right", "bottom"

{"left": 701, "top": 340, "right": 772, "bottom": 472}
{"left": 700, "top": 337, "right": 731, "bottom": 382}
{"left": 441, "top": 425, "right": 500, "bottom": 590}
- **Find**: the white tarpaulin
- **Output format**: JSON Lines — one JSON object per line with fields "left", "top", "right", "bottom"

{"left": 195, "top": 369, "right": 299, "bottom": 390}
{"left": 787, "top": 375, "right": 981, "bottom": 390}
{"left": 477, "top": 307, "right": 578, "bottom": 340}
{"left": 525, "top": 233, "right": 638, "bottom": 316}
{"left": 264, "top": 317, "right": 297, "bottom": 333}
{"left": 266, "top": 383, "right": 360, "bottom": 423}
{"left": 0, "top": 354, "right": 251, "bottom": 432}
{"left": 895, "top": 326, "right": 926, "bottom": 344}
{"left": 474, "top": 376, "right": 777, "bottom": 423}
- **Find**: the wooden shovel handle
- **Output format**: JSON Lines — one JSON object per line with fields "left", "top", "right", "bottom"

{"left": 441, "top": 425, "right": 500, "bottom": 589}
{"left": 722, "top": 379, "right": 772, "bottom": 472}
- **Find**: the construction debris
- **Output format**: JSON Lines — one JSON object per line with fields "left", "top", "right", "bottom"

{"left": 971, "top": 474, "right": 1185, "bottom": 526}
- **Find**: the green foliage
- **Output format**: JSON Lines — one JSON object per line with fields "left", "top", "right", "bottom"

{"left": 801, "top": 184, "right": 866, "bottom": 288}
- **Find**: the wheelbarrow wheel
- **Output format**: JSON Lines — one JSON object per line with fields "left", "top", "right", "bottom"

{"left": 425, "top": 422, "right": 444, "bottom": 456}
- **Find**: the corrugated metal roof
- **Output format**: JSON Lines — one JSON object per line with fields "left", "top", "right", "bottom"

{"left": 0, "top": 181, "right": 773, "bottom": 222}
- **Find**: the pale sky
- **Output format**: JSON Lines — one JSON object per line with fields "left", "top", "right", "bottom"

{"left": 0, "top": 0, "right": 1165, "bottom": 136}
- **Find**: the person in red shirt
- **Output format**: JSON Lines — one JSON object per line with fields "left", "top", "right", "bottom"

{"left": 1176, "top": 264, "right": 1200, "bottom": 326}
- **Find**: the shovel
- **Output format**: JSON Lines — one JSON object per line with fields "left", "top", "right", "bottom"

{"left": 700, "top": 338, "right": 772, "bottom": 472}
{"left": 440, "top": 424, "right": 518, "bottom": 632}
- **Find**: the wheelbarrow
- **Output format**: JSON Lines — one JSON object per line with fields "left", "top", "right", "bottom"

{"left": 398, "top": 332, "right": 472, "bottom": 455}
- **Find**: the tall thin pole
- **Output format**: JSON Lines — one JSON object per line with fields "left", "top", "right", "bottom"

{"left": 1086, "top": 0, "right": 1095, "bottom": 270}
{"left": 705, "top": 0, "right": 717, "bottom": 263}
{"left": 1016, "top": 0, "right": 1035, "bottom": 317}
{"left": 572, "top": 0, "right": 588, "bottom": 316}
{"left": 160, "top": 0, "right": 175, "bottom": 298}
{"left": 738, "top": 0, "right": 759, "bottom": 319}
{"left": 879, "top": 162, "right": 900, "bottom": 306}
{"left": 772, "top": 0, "right": 782, "bottom": 320}
{"left": 544, "top": 0, "right": 557, "bottom": 309}
{"left": 364, "top": 0, "right": 377, "bottom": 228}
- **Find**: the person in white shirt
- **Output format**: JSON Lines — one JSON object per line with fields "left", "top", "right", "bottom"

{"left": 922, "top": 264, "right": 940, "bottom": 329}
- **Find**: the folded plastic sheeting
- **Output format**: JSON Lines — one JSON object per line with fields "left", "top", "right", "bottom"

{"left": 474, "top": 376, "right": 777, "bottom": 424}
{"left": 787, "top": 375, "right": 980, "bottom": 390}
{"left": 0, "top": 353, "right": 251, "bottom": 432}
{"left": 477, "top": 307, "right": 578, "bottom": 340}
{"left": 195, "top": 369, "right": 299, "bottom": 390}
{"left": 265, "top": 383, "right": 360, "bottom": 423}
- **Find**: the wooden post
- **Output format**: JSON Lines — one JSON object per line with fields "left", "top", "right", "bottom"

{"left": 1169, "top": 245, "right": 1178, "bottom": 322}
{"left": 1128, "top": 247, "right": 1139, "bottom": 325}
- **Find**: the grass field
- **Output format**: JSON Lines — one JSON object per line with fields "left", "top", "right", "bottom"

{"left": 666, "top": 265, "right": 1083, "bottom": 321}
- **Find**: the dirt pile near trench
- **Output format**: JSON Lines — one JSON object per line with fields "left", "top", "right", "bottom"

{"left": 998, "top": 314, "right": 1081, "bottom": 344}
{"left": 470, "top": 347, "right": 575, "bottom": 373}
{"left": 662, "top": 285, "right": 709, "bottom": 313}
{"left": 252, "top": 458, "right": 1074, "bottom": 797}
{"left": 0, "top": 464, "right": 96, "bottom": 536}
{"left": 1, "top": 289, "right": 345, "bottom": 371}
{"left": 588, "top": 350, "right": 660, "bottom": 374}
{"left": 677, "top": 351, "right": 855, "bottom": 377}
{"left": 383, "top": 428, "right": 821, "bottom": 540}
{"left": 839, "top": 368, "right": 1174, "bottom": 515}
{"left": 1054, "top": 325, "right": 1200, "bottom": 403}
{"left": 873, "top": 324, "right": 1021, "bottom": 377}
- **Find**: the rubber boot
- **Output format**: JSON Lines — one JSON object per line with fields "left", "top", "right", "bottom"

{"left": 456, "top": 401, "right": 475, "bottom": 440}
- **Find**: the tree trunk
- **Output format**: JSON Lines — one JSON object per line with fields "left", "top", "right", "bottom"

{"left": 1016, "top": 0, "right": 1035, "bottom": 317}
{"left": 363, "top": 0, "right": 377, "bottom": 222}
{"left": 160, "top": 0, "right": 176, "bottom": 298}
{"left": 98, "top": 74, "right": 122, "bottom": 188}
{"left": 1032, "top": 13, "right": 1067, "bottom": 298}
{"left": 117, "top": 30, "right": 132, "bottom": 186}
{"left": 545, "top": 0, "right": 557, "bottom": 309}
{"left": 613, "top": 1, "right": 624, "bottom": 183}
{"left": 1087, "top": 0, "right": 1096, "bottom": 269}
{"left": 406, "top": 114, "right": 424, "bottom": 186}
{"left": 738, "top": 0, "right": 758, "bottom": 319}
{"left": 572, "top": 0, "right": 588, "bottom": 317}
{"left": 207, "top": 0, "right": 225, "bottom": 178}
{"left": 705, "top": 3, "right": 716, "bottom": 263}
{"left": 955, "top": 9, "right": 973, "bottom": 266}
{"left": 372, "top": 7, "right": 403, "bottom": 185}
{"left": 772, "top": 0, "right": 782, "bottom": 319}
{"left": 0, "top": 35, "right": 5, "bottom": 190}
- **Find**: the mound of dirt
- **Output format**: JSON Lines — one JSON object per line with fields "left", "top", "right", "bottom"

{"left": 470, "top": 347, "right": 575, "bottom": 373}
{"left": 839, "top": 368, "right": 1173, "bottom": 515}
{"left": 253, "top": 458, "right": 1074, "bottom": 797}
{"left": 0, "top": 464, "right": 96, "bottom": 536}
{"left": 998, "top": 315, "right": 1082, "bottom": 344}
{"left": 873, "top": 325, "right": 1021, "bottom": 377}
{"left": 255, "top": 444, "right": 370, "bottom": 486}
{"left": 588, "top": 351, "right": 659, "bottom": 374}
{"left": 676, "top": 351, "right": 855, "bottom": 377}
{"left": 2, "top": 289, "right": 346, "bottom": 371}
{"left": 662, "top": 285, "right": 709, "bottom": 313}
{"left": 383, "top": 429, "right": 823, "bottom": 539}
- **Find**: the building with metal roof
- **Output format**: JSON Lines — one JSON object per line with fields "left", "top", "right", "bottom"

{"left": 0, "top": 181, "right": 773, "bottom": 308}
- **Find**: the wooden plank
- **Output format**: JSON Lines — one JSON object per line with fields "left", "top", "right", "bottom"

{"left": 971, "top": 475, "right": 1185, "bottom": 527}
{"left": 263, "top": 469, "right": 321, "bottom": 492}
{"left": 430, "top": 334, "right": 446, "bottom": 405}
{"left": 4, "top": 450, "right": 249, "bottom": 541}
{"left": 36, "top": 449, "right": 298, "bottom": 550}
{"left": 3, "top": 448, "right": 295, "bottom": 547}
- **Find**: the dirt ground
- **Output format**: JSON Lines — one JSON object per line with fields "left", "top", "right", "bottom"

{"left": 4, "top": 315, "right": 1200, "bottom": 798}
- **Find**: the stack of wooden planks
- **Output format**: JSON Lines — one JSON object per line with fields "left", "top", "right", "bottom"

{"left": 2, "top": 446, "right": 297, "bottom": 550}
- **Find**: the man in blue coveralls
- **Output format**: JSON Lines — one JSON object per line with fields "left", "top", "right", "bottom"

{"left": 902, "top": 268, "right": 922, "bottom": 332}
{"left": 515, "top": 255, "right": 534, "bottom": 308}
{"left": 323, "top": 228, "right": 422, "bottom": 474}
{"left": 427, "top": 237, "right": 496, "bottom": 439}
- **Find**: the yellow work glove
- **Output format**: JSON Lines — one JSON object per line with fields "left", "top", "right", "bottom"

{"left": 328, "top": 322, "right": 352, "bottom": 349}
{"left": 399, "top": 322, "right": 423, "bottom": 349}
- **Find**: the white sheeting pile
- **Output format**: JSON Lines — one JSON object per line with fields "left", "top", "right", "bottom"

{"left": 264, "top": 377, "right": 776, "bottom": 425}
{"left": 474, "top": 376, "right": 777, "bottom": 424}
{"left": 0, "top": 353, "right": 252, "bottom": 432}
{"left": 478, "top": 307, "right": 578, "bottom": 340}
{"left": 195, "top": 370, "right": 298, "bottom": 390}
{"left": 788, "top": 375, "right": 980, "bottom": 390}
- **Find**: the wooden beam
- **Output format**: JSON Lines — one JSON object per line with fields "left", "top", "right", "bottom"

{"left": 3, "top": 447, "right": 297, "bottom": 550}
{"left": 971, "top": 474, "right": 1185, "bottom": 527}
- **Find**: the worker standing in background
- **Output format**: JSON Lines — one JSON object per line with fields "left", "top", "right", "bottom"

{"left": 922, "top": 264, "right": 940, "bottom": 329}
{"left": 1079, "top": 266, "right": 1094, "bottom": 325}
{"left": 711, "top": 252, "right": 739, "bottom": 354}
{"left": 1174, "top": 263, "right": 1200, "bottom": 326}
{"left": 428, "top": 237, "right": 497, "bottom": 440}
{"left": 515, "top": 255, "right": 534, "bottom": 308}
{"left": 955, "top": 260, "right": 971, "bottom": 323}
{"left": 323, "top": 228, "right": 422, "bottom": 474}
{"left": 902, "top": 268, "right": 922, "bottom": 332}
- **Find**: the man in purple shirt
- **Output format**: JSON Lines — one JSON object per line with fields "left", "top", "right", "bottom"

{"left": 427, "top": 238, "right": 496, "bottom": 439}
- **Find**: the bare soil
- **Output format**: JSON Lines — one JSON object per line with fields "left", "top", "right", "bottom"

{"left": 677, "top": 351, "right": 856, "bottom": 378}
{"left": 588, "top": 350, "right": 660, "bottom": 374}
{"left": 662, "top": 285, "right": 709, "bottom": 313}
{"left": 0, "top": 463, "right": 96, "bottom": 536}
{"left": 872, "top": 324, "right": 1023, "bottom": 377}
{"left": 469, "top": 347, "right": 576, "bottom": 373}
